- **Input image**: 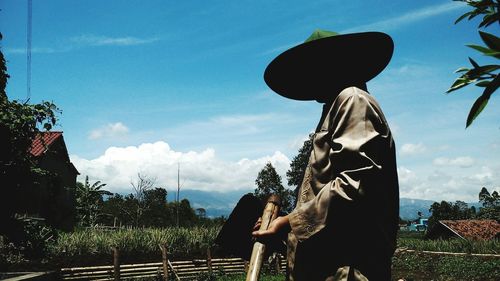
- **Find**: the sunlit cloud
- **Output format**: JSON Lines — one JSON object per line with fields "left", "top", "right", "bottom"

{"left": 433, "top": 156, "right": 475, "bottom": 168}
{"left": 400, "top": 143, "right": 427, "bottom": 156}
{"left": 71, "top": 141, "right": 291, "bottom": 194}
{"left": 88, "top": 122, "right": 129, "bottom": 140}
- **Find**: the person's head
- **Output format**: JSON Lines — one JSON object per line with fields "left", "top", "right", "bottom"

{"left": 264, "top": 29, "right": 393, "bottom": 102}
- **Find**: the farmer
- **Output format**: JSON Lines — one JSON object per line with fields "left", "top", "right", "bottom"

{"left": 252, "top": 30, "right": 400, "bottom": 281}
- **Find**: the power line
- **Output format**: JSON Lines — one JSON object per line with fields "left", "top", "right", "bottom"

{"left": 26, "top": 0, "right": 32, "bottom": 101}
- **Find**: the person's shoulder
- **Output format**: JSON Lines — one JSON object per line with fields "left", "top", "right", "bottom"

{"left": 336, "top": 86, "right": 372, "bottom": 106}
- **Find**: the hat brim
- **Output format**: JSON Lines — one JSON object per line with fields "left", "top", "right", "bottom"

{"left": 264, "top": 32, "right": 394, "bottom": 101}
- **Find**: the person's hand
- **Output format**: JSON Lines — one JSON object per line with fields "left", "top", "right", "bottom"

{"left": 252, "top": 215, "right": 291, "bottom": 239}
{"left": 253, "top": 217, "right": 262, "bottom": 232}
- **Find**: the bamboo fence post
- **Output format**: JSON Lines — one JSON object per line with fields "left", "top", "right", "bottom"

{"left": 113, "top": 247, "right": 120, "bottom": 281}
{"left": 275, "top": 254, "right": 281, "bottom": 274}
{"left": 161, "top": 244, "right": 169, "bottom": 281}
{"left": 207, "top": 247, "right": 212, "bottom": 274}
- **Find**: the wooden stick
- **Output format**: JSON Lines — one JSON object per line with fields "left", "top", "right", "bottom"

{"left": 161, "top": 244, "right": 169, "bottom": 281}
{"left": 113, "top": 247, "right": 120, "bottom": 281}
{"left": 207, "top": 247, "right": 212, "bottom": 274}
{"left": 167, "top": 259, "right": 181, "bottom": 281}
{"left": 245, "top": 194, "right": 281, "bottom": 281}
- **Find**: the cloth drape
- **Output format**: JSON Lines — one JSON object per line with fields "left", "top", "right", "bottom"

{"left": 287, "top": 87, "right": 399, "bottom": 281}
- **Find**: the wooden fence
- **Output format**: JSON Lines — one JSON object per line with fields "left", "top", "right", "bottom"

{"left": 60, "top": 247, "right": 286, "bottom": 281}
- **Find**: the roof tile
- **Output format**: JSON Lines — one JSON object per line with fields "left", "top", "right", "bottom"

{"left": 440, "top": 219, "right": 500, "bottom": 240}
{"left": 29, "top": 131, "right": 63, "bottom": 157}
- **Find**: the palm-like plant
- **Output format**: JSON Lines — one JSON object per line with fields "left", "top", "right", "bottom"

{"left": 76, "top": 175, "right": 112, "bottom": 227}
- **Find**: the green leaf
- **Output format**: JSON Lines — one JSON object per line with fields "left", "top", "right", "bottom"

{"left": 482, "top": 73, "right": 500, "bottom": 98}
{"left": 469, "top": 57, "right": 480, "bottom": 68}
{"left": 475, "top": 80, "right": 490, "bottom": 87}
{"left": 455, "top": 11, "right": 474, "bottom": 24}
{"left": 466, "top": 64, "right": 500, "bottom": 78}
{"left": 466, "top": 44, "right": 500, "bottom": 58}
{"left": 455, "top": 67, "right": 470, "bottom": 73}
{"left": 466, "top": 93, "right": 490, "bottom": 127}
{"left": 479, "top": 11, "right": 500, "bottom": 27}
{"left": 447, "top": 77, "right": 474, "bottom": 93}
{"left": 466, "top": 74, "right": 499, "bottom": 127}
{"left": 478, "top": 31, "right": 500, "bottom": 52}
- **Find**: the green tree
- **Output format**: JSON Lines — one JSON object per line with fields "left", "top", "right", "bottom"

{"left": 141, "top": 187, "right": 171, "bottom": 227}
{"left": 0, "top": 33, "right": 60, "bottom": 235}
{"left": 255, "top": 162, "right": 294, "bottom": 213}
{"left": 286, "top": 134, "right": 313, "bottom": 205}
{"left": 0, "top": 33, "right": 8, "bottom": 100}
{"left": 477, "top": 187, "right": 500, "bottom": 220}
{"left": 447, "top": 0, "right": 499, "bottom": 127}
{"left": 98, "top": 193, "right": 128, "bottom": 226}
{"left": 427, "top": 200, "right": 476, "bottom": 231}
{"left": 75, "top": 176, "right": 111, "bottom": 227}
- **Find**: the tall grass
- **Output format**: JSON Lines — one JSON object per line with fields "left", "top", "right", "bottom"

{"left": 50, "top": 226, "right": 221, "bottom": 264}
{"left": 49, "top": 227, "right": 499, "bottom": 268}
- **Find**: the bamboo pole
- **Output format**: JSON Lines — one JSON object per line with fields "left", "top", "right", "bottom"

{"left": 275, "top": 254, "right": 281, "bottom": 274}
{"left": 246, "top": 194, "right": 281, "bottom": 281}
{"left": 207, "top": 247, "right": 212, "bottom": 274}
{"left": 161, "top": 244, "right": 169, "bottom": 281}
{"left": 113, "top": 247, "right": 120, "bottom": 281}
{"left": 167, "top": 259, "right": 181, "bottom": 281}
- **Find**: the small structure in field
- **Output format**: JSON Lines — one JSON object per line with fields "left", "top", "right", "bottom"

{"left": 408, "top": 218, "right": 428, "bottom": 232}
{"left": 426, "top": 219, "right": 500, "bottom": 240}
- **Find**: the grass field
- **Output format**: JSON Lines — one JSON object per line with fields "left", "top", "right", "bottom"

{"left": 3, "top": 227, "right": 499, "bottom": 280}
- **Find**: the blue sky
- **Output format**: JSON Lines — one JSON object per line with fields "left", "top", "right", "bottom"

{"left": 1, "top": 0, "right": 499, "bottom": 202}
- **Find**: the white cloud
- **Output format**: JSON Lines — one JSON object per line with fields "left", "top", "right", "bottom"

{"left": 396, "top": 163, "right": 500, "bottom": 202}
{"left": 88, "top": 122, "right": 129, "bottom": 140}
{"left": 433, "top": 156, "right": 475, "bottom": 168}
{"left": 400, "top": 143, "right": 426, "bottom": 156}
{"left": 70, "top": 34, "right": 160, "bottom": 46}
{"left": 71, "top": 141, "right": 291, "bottom": 194}
{"left": 71, "top": 141, "right": 498, "bottom": 203}
{"left": 5, "top": 34, "right": 159, "bottom": 55}
{"left": 467, "top": 166, "right": 494, "bottom": 184}
{"left": 343, "top": 2, "right": 464, "bottom": 32}
{"left": 4, "top": 47, "right": 61, "bottom": 55}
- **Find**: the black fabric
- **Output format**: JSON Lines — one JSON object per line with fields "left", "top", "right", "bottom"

{"left": 214, "top": 193, "right": 263, "bottom": 260}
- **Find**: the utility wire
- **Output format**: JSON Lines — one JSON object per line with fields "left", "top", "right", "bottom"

{"left": 26, "top": 0, "right": 32, "bottom": 102}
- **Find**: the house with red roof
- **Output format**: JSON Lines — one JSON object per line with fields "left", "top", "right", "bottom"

{"left": 426, "top": 219, "right": 500, "bottom": 240}
{"left": 23, "top": 131, "right": 79, "bottom": 230}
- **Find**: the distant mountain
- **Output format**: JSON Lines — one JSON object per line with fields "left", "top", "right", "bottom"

{"left": 166, "top": 190, "right": 481, "bottom": 220}
{"left": 167, "top": 189, "right": 250, "bottom": 218}
{"left": 399, "top": 198, "right": 435, "bottom": 220}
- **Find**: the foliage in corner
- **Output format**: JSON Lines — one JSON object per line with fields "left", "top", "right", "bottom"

{"left": 0, "top": 32, "right": 61, "bottom": 235}
{"left": 447, "top": 0, "right": 499, "bottom": 128}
